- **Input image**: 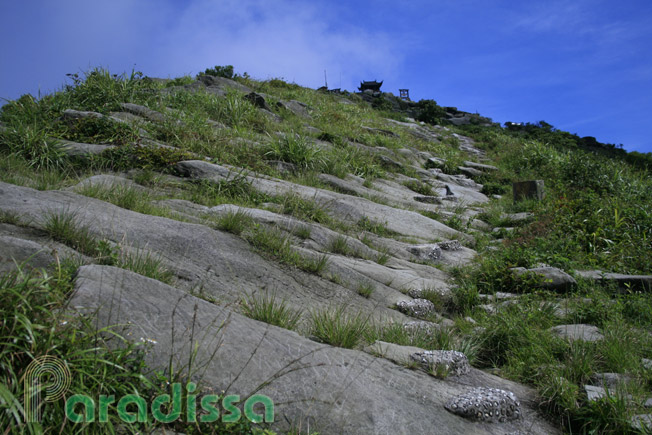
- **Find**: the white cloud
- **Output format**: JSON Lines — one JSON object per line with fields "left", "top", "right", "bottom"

{"left": 149, "top": 0, "right": 402, "bottom": 90}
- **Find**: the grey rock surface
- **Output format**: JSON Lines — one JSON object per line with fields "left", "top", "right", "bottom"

{"left": 510, "top": 267, "right": 577, "bottom": 292}
{"left": 0, "top": 182, "right": 399, "bottom": 321}
{"left": 463, "top": 161, "right": 498, "bottom": 171}
{"left": 590, "top": 372, "right": 634, "bottom": 389}
{"left": 575, "top": 270, "right": 652, "bottom": 291}
{"left": 279, "top": 100, "right": 311, "bottom": 118}
{"left": 57, "top": 139, "right": 116, "bottom": 157}
{"left": 0, "top": 235, "right": 56, "bottom": 273}
{"left": 549, "top": 324, "right": 604, "bottom": 342}
{"left": 631, "top": 414, "right": 652, "bottom": 432}
{"left": 68, "top": 265, "right": 557, "bottom": 434}
{"left": 120, "top": 102, "right": 170, "bottom": 123}
{"left": 196, "top": 75, "right": 252, "bottom": 93}
{"left": 175, "top": 160, "right": 470, "bottom": 242}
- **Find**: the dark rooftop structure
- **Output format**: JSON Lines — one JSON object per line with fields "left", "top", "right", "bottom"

{"left": 358, "top": 80, "right": 383, "bottom": 92}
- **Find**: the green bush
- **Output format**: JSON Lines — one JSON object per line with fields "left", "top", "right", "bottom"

{"left": 198, "top": 65, "right": 234, "bottom": 79}
{"left": 416, "top": 99, "right": 447, "bottom": 125}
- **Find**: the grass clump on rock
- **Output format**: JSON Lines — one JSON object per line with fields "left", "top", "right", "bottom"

{"left": 310, "top": 305, "right": 370, "bottom": 349}
{"left": 241, "top": 292, "right": 302, "bottom": 331}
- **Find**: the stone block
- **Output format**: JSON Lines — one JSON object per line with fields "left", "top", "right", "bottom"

{"left": 513, "top": 180, "right": 544, "bottom": 202}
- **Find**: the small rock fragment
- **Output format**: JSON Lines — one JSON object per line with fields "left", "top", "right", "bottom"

{"left": 410, "top": 350, "right": 470, "bottom": 377}
{"left": 445, "top": 387, "right": 521, "bottom": 423}
{"left": 396, "top": 299, "right": 434, "bottom": 318}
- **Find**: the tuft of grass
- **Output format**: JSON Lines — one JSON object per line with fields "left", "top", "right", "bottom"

{"left": 293, "top": 225, "right": 312, "bottom": 240}
{"left": 215, "top": 209, "right": 254, "bottom": 235}
{"left": 357, "top": 216, "right": 394, "bottom": 237}
{"left": 75, "top": 181, "right": 162, "bottom": 214}
{"left": 356, "top": 281, "right": 375, "bottom": 298}
{"left": 328, "top": 235, "right": 350, "bottom": 255}
{"left": 0, "top": 210, "right": 21, "bottom": 225}
{"left": 43, "top": 209, "right": 98, "bottom": 255}
{"left": 300, "top": 254, "right": 330, "bottom": 275}
{"left": 116, "top": 247, "right": 174, "bottom": 285}
{"left": 309, "top": 305, "right": 370, "bottom": 349}
{"left": 246, "top": 225, "right": 328, "bottom": 275}
{"left": 1, "top": 123, "right": 67, "bottom": 170}
{"left": 241, "top": 292, "right": 302, "bottom": 331}
{"left": 375, "top": 247, "right": 391, "bottom": 265}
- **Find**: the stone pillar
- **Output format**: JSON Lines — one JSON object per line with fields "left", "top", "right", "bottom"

{"left": 513, "top": 180, "right": 544, "bottom": 202}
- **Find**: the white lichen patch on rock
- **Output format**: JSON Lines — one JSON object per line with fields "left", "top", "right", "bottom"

{"left": 445, "top": 387, "right": 521, "bottom": 423}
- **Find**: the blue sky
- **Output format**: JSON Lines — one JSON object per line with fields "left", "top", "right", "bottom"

{"left": 1, "top": 0, "right": 651, "bottom": 153}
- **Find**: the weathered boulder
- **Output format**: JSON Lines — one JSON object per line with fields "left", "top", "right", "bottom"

{"left": 631, "top": 414, "right": 652, "bottom": 432}
{"left": 590, "top": 372, "right": 634, "bottom": 389}
{"left": 61, "top": 109, "right": 104, "bottom": 120}
{"left": 463, "top": 161, "right": 498, "bottom": 172}
{"left": 510, "top": 267, "right": 577, "bottom": 292}
{"left": 396, "top": 298, "right": 435, "bottom": 318}
{"left": 445, "top": 387, "right": 521, "bottom": 423}
{"left": 458, "top": 166, "right": 484, "bottom": 178}
{"left": 120, "top": 103, "right": 168, "bottom": 123}
{"left": 278, "top": 100, "right": 311, "bottom": 119}
{"left": 0, "top": 235, "right": 55, "bottom": 273}
{"left": 196, "top": 75, "right": 252, "bottom": 93}
{"left": 407, "top": 244, "right": 442, "bottom": 262}
{"left": 244, "top": 92, "right": 273, "bottom": 111}
{"left": 56, "top": 139, "right": 116, "bottom": 157}
{"left": 410, "top": 350, "right": 471, "bottom": 376}
{"left": 575, "top": 270, "right": 652, "bottom": 292}
{"left": 549, "top": 324, "right": 604, "bottom": 342}
{"left": 414, "top": 195, "right": 442, "bottom": 204}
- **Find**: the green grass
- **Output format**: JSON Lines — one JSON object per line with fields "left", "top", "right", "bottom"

{"left": 403, "top": 179, "right": 434, "bottom": 196}
{"left": 327, "top": 235, "right": 350, "bottom": 255}
{"left": 264, "top": 134, "right": 325, "bottom": 170}
{"left": 43, "top": 209, "right": 98, "bottom": 255}
{"left": 0, "top": 264, "right": 156, "bottom": 433}
{"left": 246, "top": 225, "right": 329, "bottom": 275}
{"left": 241, "top": 292, "right": 302, "bottom": 330}
{"left": 356, "top": 281, "right": 375, "bottom": 298}
{"left": 215, "top": 209, "right": 254, "bottom": 235}
{"left": 309, "top": 306, "right": 370, "bottom": 349}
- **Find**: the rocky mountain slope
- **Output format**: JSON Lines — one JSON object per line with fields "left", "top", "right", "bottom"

{"left": 1, "top": 69, "right": 651, "bottom": 434}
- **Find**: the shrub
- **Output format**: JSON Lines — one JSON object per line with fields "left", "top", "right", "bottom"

{"left": 416, "top": 99, "right": 447, "bottom": 125}
{"left": 198, "top": 65, "right": 234, "bottom": 79}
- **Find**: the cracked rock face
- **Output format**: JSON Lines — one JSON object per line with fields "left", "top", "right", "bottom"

{"left": 411, "top": 350, "right": 470, "bottom": 376}
{"left": 396, "top": 298, "right": 434, "bottom": 317}
{"left": 445, "top": 387, "right": 521, "bottom": 423}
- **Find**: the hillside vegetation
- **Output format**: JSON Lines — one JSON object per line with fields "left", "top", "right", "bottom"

{"left": 0, "top": 67, "right": 651, "bottom": 434}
